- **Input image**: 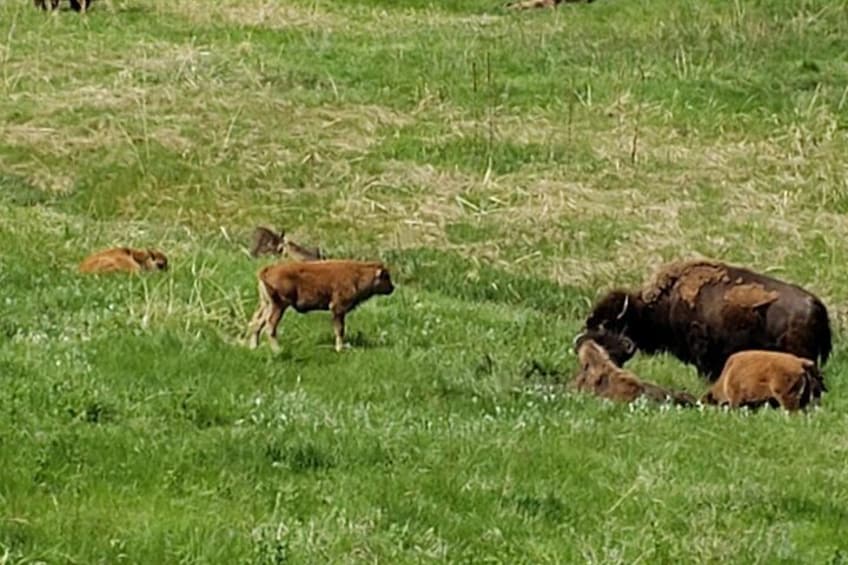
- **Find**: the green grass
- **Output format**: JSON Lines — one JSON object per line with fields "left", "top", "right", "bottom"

{"left": 2, "top": 0, "right": 848, "bottom": 562}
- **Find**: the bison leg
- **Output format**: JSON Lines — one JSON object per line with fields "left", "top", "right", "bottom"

{"left": 332, "top": 313, "right": 346, "bottom": 352}
{"left": 34, "top": 0, "right": 46, "bottom": 9}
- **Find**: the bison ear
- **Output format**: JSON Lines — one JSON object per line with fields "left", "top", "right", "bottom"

{"left": 375, "top": 267, "right": 386, "bottom": 279}
{"left": 622, "top": 335, "right": 636, "bottom": 355}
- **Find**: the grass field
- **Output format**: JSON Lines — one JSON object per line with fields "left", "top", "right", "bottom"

{"left": 2, "top": 0, "right": 848, "bottom": 562}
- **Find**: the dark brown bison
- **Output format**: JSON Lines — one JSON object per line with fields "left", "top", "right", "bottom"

{"left": 571, "top": 332, "right": 696, "bottom": 406}
{"left": 34, "top": 0, "right": 92, "bottom": 11}
{"left": 584, "top": 259, "right": 832, "bottom": 382}
{"left": 247, "top": 260, "right": 394, "bottom": 352}
{"left": 702, "top": 350, "right": 823, "bottom": 411}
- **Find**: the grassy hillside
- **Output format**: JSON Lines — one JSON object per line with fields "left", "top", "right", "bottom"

{"left": 2, "top": 0, "right": 848, "bottom": 562}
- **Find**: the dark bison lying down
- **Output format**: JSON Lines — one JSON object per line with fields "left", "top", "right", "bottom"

{"left": 583, "top": 259, "right": 832, "bottom": 382}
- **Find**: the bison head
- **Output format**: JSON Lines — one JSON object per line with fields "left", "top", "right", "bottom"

{"left": 573, "top": 328, "right": 636, "bottom": 367}
{"left": 585, "top": 290, "right": 640, "bottom": 333}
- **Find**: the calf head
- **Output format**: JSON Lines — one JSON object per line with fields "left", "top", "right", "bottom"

{"left": 129, "top": 248, "right": 168, "bottom": 271}
{"left": 573, "top": 328, "right": 636, "bottom": 367}
{"left": 371, "top": 265, "right": 395, "bottom": 295}
{"left": 146, "top": 249, "right": 169, "bottom": 271}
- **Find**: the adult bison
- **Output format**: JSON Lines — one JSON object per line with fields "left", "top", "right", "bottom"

{"left": 582, "top": 259, "right": 832, "bottom": 382}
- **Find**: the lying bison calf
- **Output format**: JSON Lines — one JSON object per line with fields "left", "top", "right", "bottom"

{"left": 248, "top": 260, "right": 394, "bottom": 352}
{"left": 79, "top": 247, "right": 168, "bottom": 274}
{"left": 572, "top": 332, "right": 696, "bottom": 406}
{"left": 702, "top": 350, "right": 823, "bottom": 412}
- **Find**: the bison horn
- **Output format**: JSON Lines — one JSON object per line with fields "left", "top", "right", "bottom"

{"left": 572, "top": 331, "right": 586, "bottom": 349}
{"left": 616, "top": 295, "right": 630, "bottom": 320}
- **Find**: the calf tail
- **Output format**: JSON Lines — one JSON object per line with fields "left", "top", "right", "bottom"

{"left": 800, "top": 363, "right": 824, "bottom": 408}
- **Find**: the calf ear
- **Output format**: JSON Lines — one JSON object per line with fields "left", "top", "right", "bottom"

{"left": 375, "top": 267, "right": 386, "bottom": 279}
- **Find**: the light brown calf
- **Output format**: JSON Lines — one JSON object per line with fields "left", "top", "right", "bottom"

{"left": 572, "top": 335, "right": 696, "bottom": 406}
{"left": 702, "top": 350, "right": 822, "bottom": 411}
{"left": 79, "top": 247, "right": 168, "bottom": 274}
{"left": 248, "top": 260, "right": 394, "bottom": 352}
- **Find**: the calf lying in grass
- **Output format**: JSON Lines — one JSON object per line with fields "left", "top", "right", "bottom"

{"left": 79, "top": 247, "right": 168, "bottom": 274}
{"left": 248, "top": 260, "right": 394, "bottom": 352}
{"left": 702, "top": 350, "right": 823, "bottom": 412}
{"left": 572, "top": 331, "right": 696, "bottom": 406}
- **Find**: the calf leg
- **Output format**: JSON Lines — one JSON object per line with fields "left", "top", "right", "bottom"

{"left": 332, "top": 313, "right": 346, "bottom": 352}
{"left": 774, "top": 379, "right": 804, "bottom": 412}
{"left": 247, "top": 280, "right": 272, "bottom": 349}
{"left": 247, "top": 302, "right": 268, "bottom": 349}
{"left": 266, "top": 302, "right": 286, "bottom": 353}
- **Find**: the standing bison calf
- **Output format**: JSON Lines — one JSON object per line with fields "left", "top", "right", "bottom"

{"left": 702, "top": 350, "right": 823, "bottom": 412}
{"left": 247, "top": 260, "right": 394, "bottom": 352}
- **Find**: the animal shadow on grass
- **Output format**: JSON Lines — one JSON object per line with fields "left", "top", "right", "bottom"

{"left": 522, "top": 358, "right": 568, "bottom": 383}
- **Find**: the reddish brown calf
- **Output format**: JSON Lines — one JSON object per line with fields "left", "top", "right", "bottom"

{"left": 247, "top": 260, "right": 394, "bottom": 352}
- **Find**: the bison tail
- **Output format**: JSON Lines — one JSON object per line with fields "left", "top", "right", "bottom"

{"left": 813, "top": 298, "right": 832, "bottom": 366}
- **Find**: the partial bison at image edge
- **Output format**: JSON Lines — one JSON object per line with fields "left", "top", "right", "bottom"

{"left": 584, "top": 259, "right": 832, "bottom": 382}
{"left": 247, "top": 260, "right": 394, "bottom": 353}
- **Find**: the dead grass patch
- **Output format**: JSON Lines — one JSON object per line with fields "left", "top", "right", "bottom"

{"left": 153, "top": 0, "right": 343, "bottom": 31}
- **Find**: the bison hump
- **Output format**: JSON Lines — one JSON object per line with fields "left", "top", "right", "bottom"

{"left": 642, "top": 260, "right": 730, "bottom": 306}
